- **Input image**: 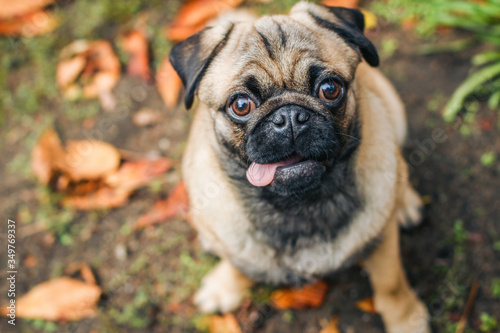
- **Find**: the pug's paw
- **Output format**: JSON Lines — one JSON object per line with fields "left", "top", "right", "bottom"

{"left": 385, "top": 300, "right": 431, "bottom": 333}
{"left": 397, "top": 185, "right": 423, "bottom": 229}
{"left": 194, "top": 260, "right": 252, "bottom": 313}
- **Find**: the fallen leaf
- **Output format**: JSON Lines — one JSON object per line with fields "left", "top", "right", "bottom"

{"left": 57, "top": 40, "right": 120, "bottom": 110}
{"left": 167, "top": 21, "right": 206, "bottom": 42}
{"left": 156, "top": 57, "right": 183, "bottom": 109}
{"left": 360, "top": 9, "right": 377, "bottom": 30}
{"left": 320, "top": 316, "right": 340, "bottom": 333}
{"left": 105, "top": 157, "right": 172, "bottom": 190}
{"left": 355, "top": 297, "right": 376, "bottom": 314}
{"left": 65, "top": 262, "right": 97, "bottom": 285}
{"left": 0, "top": 10, "right": 58, "bottom": 37}
{"left": 43, "top": 233, "right": 55, "bottom": 247}
{"left": 480, "top": 118, "right": 493, "bottom": 131}
{"left": 31, "top": 128, "right": 65, "bottom": 185}
{"left": 0, "top": 277, "right": 101, "bottom": 321}
{"left": 134, "top": 182, "right": 189, "bottom": 229}
{"left": 59, "top": 39, "right": 91, "bottom": 60}
{"left": 121, "top": 30, "right": 150, "bottom": 81}
{"left": 23, "top": 254, "right": 38, "bottom": 268}
{"left": 401, "top": 16, "right": 418, "bottom": 31}
{"left": 166, "top": 0, "right": 244, "bottom": 41}
{"left": 270, "top": 280, "right": 329, "bottom": 310}
{"left": 321, "top": 0, "right": 359, "bottom": 9}
{"left": 209, "top": 314, "right": 242, "bottom": 333}
{"left": 56, "top": 55, "right": 87, "bottom": 90}
{"left": 64, "top": 179, "right": 102, "bottom": 196}
{"left": 62, "top": 186, "right": 132, "bottom": 210}
{"left": 0, "top": 0, "right": 55, "bottom": 19}
{"left": 132, "top": 108, "right": 163, "bottom": 126}
{"left": 55, "top": 140, "right": 121, "bottom": 182}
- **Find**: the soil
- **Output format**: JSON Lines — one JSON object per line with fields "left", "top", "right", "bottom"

{"left": 0, "top": 2, "right": 499, "bottom": 333}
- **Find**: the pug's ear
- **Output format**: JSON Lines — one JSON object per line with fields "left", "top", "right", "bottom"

{"left": 169, "top": 23, "right": 234, "bottom": 109}
{"left": 291, "top": 3, "right": 379, "bottom": 67}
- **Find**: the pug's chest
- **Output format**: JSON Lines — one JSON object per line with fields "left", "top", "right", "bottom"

{"left": 244, "top": 182, "right": 362, "bottom": 250}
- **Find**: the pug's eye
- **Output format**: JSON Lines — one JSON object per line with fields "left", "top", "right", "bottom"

{"left": 318, "top": 79, "right": 343, "bottom": 102}
{"left": 228, "top": 95, "right": 255, "bottom": 117}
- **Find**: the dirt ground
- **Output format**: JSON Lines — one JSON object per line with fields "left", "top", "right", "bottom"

{"left": 1, "top": 1, "right": 499, "bottom": 333}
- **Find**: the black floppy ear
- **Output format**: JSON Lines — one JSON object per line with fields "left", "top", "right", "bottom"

{"left": 311, "top": 5, "right": 379, "bottom": 67}
{"left": 169, "top": 23, "right": 234, "bottom": 109}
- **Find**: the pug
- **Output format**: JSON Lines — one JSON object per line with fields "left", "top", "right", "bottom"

{"left": 169, "top": 2, "right": 430, "bottom": 332}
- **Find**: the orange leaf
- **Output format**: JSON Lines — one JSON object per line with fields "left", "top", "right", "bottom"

{"left": 401, "top": 16, "right": 418, "bottom": 31}
{"left": 105, "top": 158, "right": 173, "bottom": 190}
{"left": 0, "top": 0, "right": 55, "bottom": 19}
{"left": 56, "top": 54, "right": 87, "bottom": 90}
{"left": 166, "top": 22, "right": 206, "bottom": 42}
{"left": 166, "top": 0, "right": 243, "bottom": 41}
{"left": 31, "top": 128, "right": 65, "bottom": 185}
{"left": 321, "top": 0, "right": 359, "bottom": 9}
{"left": 0, "top": 10, "right": 58, "bottom": 37}
{"left": 320, "top": 316, "right": 340, "bottom": 333}
{"left": 62, "top": 186, "right": 132, "bottom": 210}
{"left": 65, "top": 262, "right": 97, "bottom": 285}
{"left": 1, "top": 277, "right": 101, "bottom": 321}
{"left": 355, "top": 297, "right": 376, "bottom": 314}
{"left": 156, "top": 57, "right": 183, "bottom": 109}
{"left": 121, "top": 30, "right": 151, "bottom": 81}
{"left": 23, "top": 254, "right": 38, "bottom": 268}
{"left": 132, "top": 107, "right": 163, "bottom": 126}
{"left": 55, "top": 140, "right": 121, "bottom": 182}
{"left": 209, "top": 314, "right": 242, "bottom": 333}
{"left": 270, "top": 280, "right": 329, "bottom": 310}
{"left": 134, "top": 182, "right": 189, "bottom": 229}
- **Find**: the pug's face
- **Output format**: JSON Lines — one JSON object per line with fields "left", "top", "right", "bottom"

{"left": 170, "top": 2, "right": 379, "bottom": 196}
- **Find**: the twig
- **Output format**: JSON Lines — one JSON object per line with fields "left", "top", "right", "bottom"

{"left": 456, "top": 280, "right": 479, "bottom": 333}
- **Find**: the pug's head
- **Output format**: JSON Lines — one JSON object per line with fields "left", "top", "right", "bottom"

{"left": 169, "top": 2, "right": 378, "bottom": 196}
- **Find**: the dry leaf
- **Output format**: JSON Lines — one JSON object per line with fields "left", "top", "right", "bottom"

{"left": 105, "top": 158, "right": 173, "bottom": 190}
{"left": 59, "top": 40, "right": 91, "bottom": 60}
{"left": 167, "top": 22, "right": 206, "bottom": 42}
{"left": 320, "top": 316, "right": 340, "bottom": 333}
{"left": 57, "top": 40, "right": 120, "bottom": 110}
{"left": 166, "top": 0, "right": 244, "bottom": 41}
{"left": 65, "top": 262, "right": 97, "bottom": 285}
{"left": 321, "top": 0, "right": 359, "bottom": 9}
{"left": 270, "top": 280, "right": 329, "bottom": 310}
{"left": 132, "top": 108, "right": 163, "bottom": 126}
{"left": 62, "top": 186, "right": 132, "bottom": 210}
{"left": 55, "top": 140, "right": 121, "bottom": 181}
{"left": 23, "top": 254, "right": 38, "bottom": 268}
{"left": 355, "top": 297, "right": 376, "bottom": 314}
{"left": 121, "top": 30, "right": 150, "bottom": 81}
{"left": 56, "top": 55, "right": 87, "bottom": 90}
{"left": 31, "top": 128, "right": 65, "bottom": 185}
{"left": 209, "top": 314, "right": 242, "bottom": 333}
{"left": 0, "top": 10, "right": 58, "bottom": 37}
{"left": 1, "top": 277, "right": 101, "bottom": 321}
{"left": 156, "top": 57, "right": 183, "bottom": 109}
{"left": 360, "top": 9, "right": 377, "bottom": 30}
{"left": 134, "top": 182, "right": 189, "bottom": 229}
{"left": 0, "top": 0, "right": 55, "bottom": 19}
{"left": 401, "top": 16, "right": 418, "bottom": 31}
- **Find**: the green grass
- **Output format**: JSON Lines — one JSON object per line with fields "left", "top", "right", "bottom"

{"left": 371, "top": 0, "right": 500, "bottom": 126}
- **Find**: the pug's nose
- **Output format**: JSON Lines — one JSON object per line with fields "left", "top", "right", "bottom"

{"left": 271, "top": 106, "right": 311, "bottom": 135}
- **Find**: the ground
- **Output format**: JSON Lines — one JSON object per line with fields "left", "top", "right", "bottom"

{"left": 0, "top": 1, "right": 499, "bottom": 332}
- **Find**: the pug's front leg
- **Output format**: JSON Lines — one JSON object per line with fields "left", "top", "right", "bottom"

{"left": 363, "top": 216, "right": 430, "bottom": 333}
{"left": 194, "top": 259, "right": 254, "bottom": 313}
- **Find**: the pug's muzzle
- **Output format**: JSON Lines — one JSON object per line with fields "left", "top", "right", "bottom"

{"left": 245, "top": 104, "right": 337, "bottom": 195}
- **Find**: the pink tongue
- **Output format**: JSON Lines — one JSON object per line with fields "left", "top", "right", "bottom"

{"left": 246, "top": 155, "right": 302, "bottom": 187}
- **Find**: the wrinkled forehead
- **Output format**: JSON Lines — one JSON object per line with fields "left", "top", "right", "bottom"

{"left": 199, "top": 15, "right": 359, "bottom": 104}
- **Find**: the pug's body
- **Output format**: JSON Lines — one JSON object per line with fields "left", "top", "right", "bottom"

{"left": 170, "top": 2, "right": 430, "bottom": 332}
